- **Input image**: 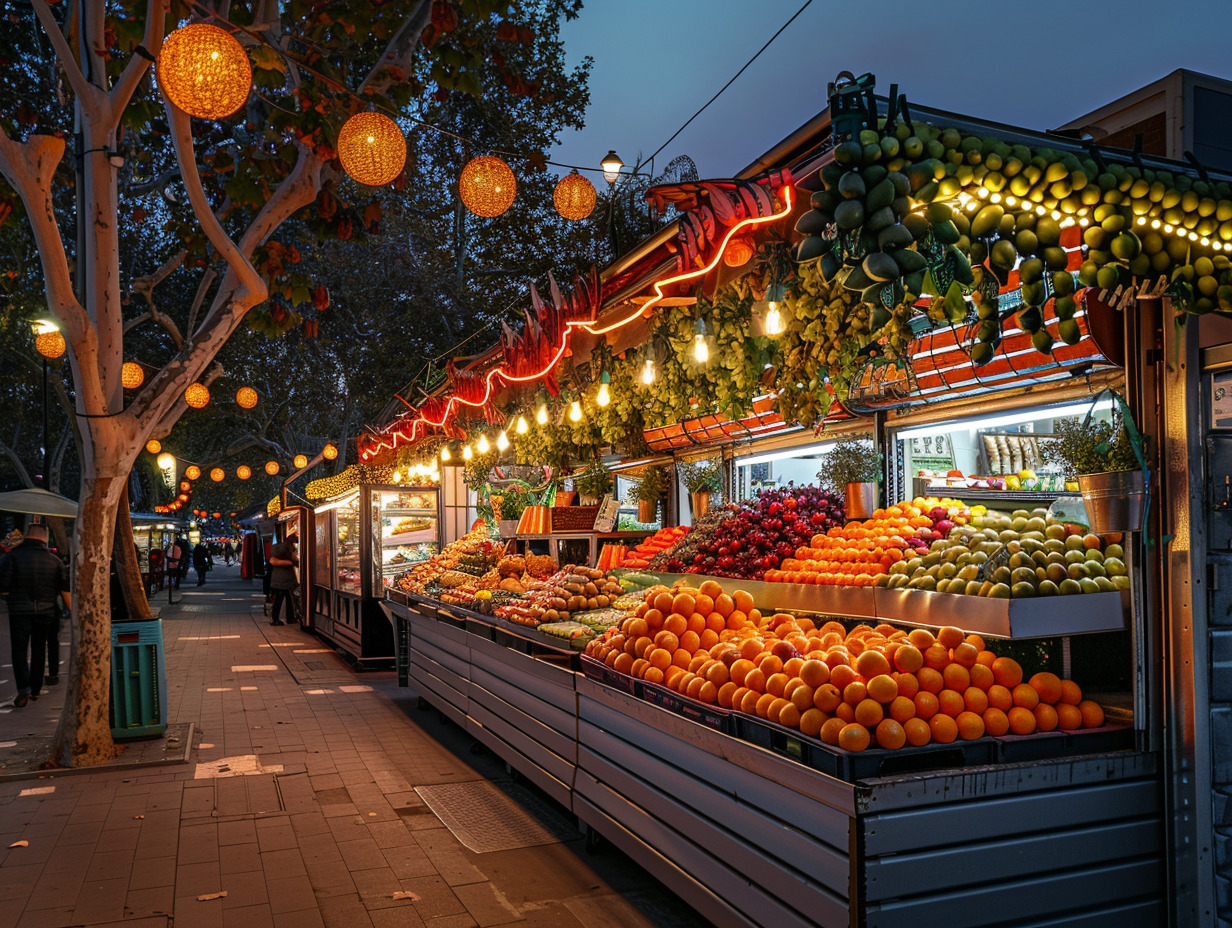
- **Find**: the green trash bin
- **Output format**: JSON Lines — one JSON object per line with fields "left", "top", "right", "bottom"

{"left": 110, "top": 618, "right": 167, "bottom": 739}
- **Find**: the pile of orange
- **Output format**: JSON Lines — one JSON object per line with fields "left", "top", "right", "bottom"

{"left": 584, "top": 578, "right": 1106, "bottom": 753}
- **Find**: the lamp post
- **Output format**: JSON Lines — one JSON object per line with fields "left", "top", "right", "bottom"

{"left": 600, "top": 150, "right": 624, "bottom": 260}
{"left": 31, "top": 320, "right": 64, "bottom": 490}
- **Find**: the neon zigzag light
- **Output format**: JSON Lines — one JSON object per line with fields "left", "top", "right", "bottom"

{"left": 362, "top": 184, "right": 795, "bottom": 458}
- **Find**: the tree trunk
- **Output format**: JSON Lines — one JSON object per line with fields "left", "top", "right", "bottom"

{"left": 53, "top": 473, "right": 121, "bottom": 768}
{"left": 46, "top": 516, "right": 69, "bottom": 557}
{"left": 113, "top": 483, "right": 151, "bottom": 620}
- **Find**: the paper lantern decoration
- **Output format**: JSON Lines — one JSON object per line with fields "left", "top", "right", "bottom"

{"left": 337, "top": 112, "right": 406, "bottom": 187}
{"left": 35, "top": 331, "right": 66, "bottom": 359}
{"left": 213, "top": 512, "right": 221, "bottom": 519}
{"left": 293, "top": 453, "right": 308, "bottom": 469}
{"left": 185, "top": 465, "right": 201, "bottom": 480}
{"left": 184, "top": 382, "right": 210, "bottom": 408}
{"left": 553, "top": 170, "right": 596, "bottom": 221}
{"left": 156, "top": 23, "right": 252, "bottom": 120}
{"left": 724, "top": 235, "right": 755, "bottom": 267}
{"left": 235, "top": 386, "right": 258, "bottom": 409}
{"left": 265, "top": 460, "right": 280, "bottom": 476}
{"left": 122, "top": 362, "right": 145, "bottom": 389}
{"left": 459, "top": 156, "right": 516, "bottom": 218}
{"left": 178, "top": 493, "right": 188, "bottom": 502}
{"left": 210, "top": 467, "right": 225, "bottom": 482}
{"left": 180, "top": 481, "right": 191, "bottom": 492}
{"left": 322, "top": 442, "right": 338, "bottom": 460}
{"left": 236, "top": 465, "right": 251, "bottom": 480}
{"left": 146, "top": 439, "right": 162, "bottom": 455}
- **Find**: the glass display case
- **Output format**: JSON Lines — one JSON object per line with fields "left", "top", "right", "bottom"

{"left": 334, "top": 491, "right": 362, "bottom": 595}
{"left": 370, "top": 486, "right": 441, "bottom": 597}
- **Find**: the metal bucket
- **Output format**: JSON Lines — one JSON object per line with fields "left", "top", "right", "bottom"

{"left": 1077, "top": 470, "right": 1148, "bottom": 533}
{"left": 845, "top": 482, "right": 879, "bottom": 521}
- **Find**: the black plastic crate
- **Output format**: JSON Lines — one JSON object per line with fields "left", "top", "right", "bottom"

{"left": 638, "top": 680, "right": 733, "bottom": 733}
{"left": 579, "top": 654, "right": 639, "bottom": 696}
{"left": 996, "top": 723, "right": 1135, "bottom": 764}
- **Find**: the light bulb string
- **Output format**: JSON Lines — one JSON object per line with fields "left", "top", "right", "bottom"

{"left": 364, "top": 185, "right": 793, "bottom": 455}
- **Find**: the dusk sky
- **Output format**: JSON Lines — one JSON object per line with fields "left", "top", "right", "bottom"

{"left": 552, "top": 0, "right": 1232, "bottom": 181}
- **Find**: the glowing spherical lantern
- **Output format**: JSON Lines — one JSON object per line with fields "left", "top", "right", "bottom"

{"left": 235, "top": 386, "right": 258, "bottom": 409}
{"left": 553, "top": 170, "right": 597, "bottom": 221}
{"left": 185, "top": 465, "right": 201, "bottom": 480}
{"left": 157, "top": 452, "right": 175, "bottom": 471}
{"left": 236, "top": 465, "right": 251, "bottom": 480}
{"left": 213, "top": 512, "right": 221, "bottom": 519}
{"left": 264, "top": 460, "right": 280, "bottom": 476}
{"left": 322, "top": 442, "right": 338, "bottom": 460}
{"left": 35, "top": 331, "right": 66, "bottom": 359}
{"left": 293, "top": 454, "right": 308, "bottom": 469}
{"left": 459, "top": 156, "right": 516, "bottom": 218}
{"left": 180, "top": 481, "right": 191, "bottom": 492}
{"left": 210, "top": 467, "right": 225, "bottom": 482}
{"left": 724, "top": 235, "right": 755, "bottom": 267}
{"left": 184, "top": 382, "right": 210, "bottom": 408}
{"left": 146, "top": 439, "right": 162, "bottom": 455}
{"left": 122, "top": 362, "right": 145, "bottom": 389}
{"left": 337, "top": 112, "right": 406, "bottom": 187}
{"left": 156, "top": 23, "right": 252, "bottom": 120}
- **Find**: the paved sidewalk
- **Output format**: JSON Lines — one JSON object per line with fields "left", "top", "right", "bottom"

{"left": 0, "top": 565, "right": 709, "bottom": 928}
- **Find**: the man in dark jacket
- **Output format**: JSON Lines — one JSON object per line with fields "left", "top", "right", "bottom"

{"left": 268, "top": 535, "right": 300, "bottom": 626}
{"left": 0, "top": 523, "right": 70, "bottom": 707}
{"left": 193, "top": 541, "right": 212, "bottom": 586}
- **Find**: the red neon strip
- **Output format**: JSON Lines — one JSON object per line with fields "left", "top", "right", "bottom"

{"left": 362, "top": 185, "right": 795, "bottom": 455}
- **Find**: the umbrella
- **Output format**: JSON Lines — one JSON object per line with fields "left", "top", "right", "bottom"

{"left": 0, "top": 487, "right": 79, "bottom": 519}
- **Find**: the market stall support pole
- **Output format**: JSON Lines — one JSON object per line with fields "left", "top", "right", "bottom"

{"left": 41, "top": 356, "right": 49, "bottom": 491}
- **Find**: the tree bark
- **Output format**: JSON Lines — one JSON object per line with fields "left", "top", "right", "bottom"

{"left": 113, "top": 482, "right": 151, "bottom": 620}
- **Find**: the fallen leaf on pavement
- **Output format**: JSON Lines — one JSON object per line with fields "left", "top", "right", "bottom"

{"left": 8, "top": 840, "right": 28, "bottom": 848}
{"left": 391, "top": 891, "right": 420, "bottom": 901}
{"left": 196, "top": 891, "right": 228, "bottom": 901}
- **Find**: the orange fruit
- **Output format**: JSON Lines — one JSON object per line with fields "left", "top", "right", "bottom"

{"left": 688, "top": 654, "right": 709, "bottom": 674}
{"left": 963, "top": 686, "right": 989, "bottom": 715}
{"left": 855, "top": 649, "right": 892, "bottom": 679}
{"left": 631, "top": 658, "right": 649, "bottom": 678}
{"left": 895, "top": 672, "right": 920, "bottom": 699}
{"left": 837, "top": 723, "right": 871, "bottom": 752}
{"left": 893, "top": 644, "right": 924, "bottom": 674}
{"left": 716, "top": 681, "right": 739, "bottom": 709}
{"left": 686, "top": 677, "right": 706, "bottom": 701}
{"left": 662, "top": 614, "right": 686, "bottom": 638}
{"left": 843, "top": 681, "right": 868, "bottom": 706}
{"left": 758, "top": 654, "right": 784, "bottom": 677}
{"left": 755, "top": 692, "right": 778, "bottom": 718}
{"left": 1033, "top": 703, "right": 1059, "bottom": 732}
{"left": 991, "top": 657, "right": 1023, "bottom": 688}
{"left": 782, "top": 678, "right": 803, "bottom": 700}
{"left": 866, "top": 674, "right": 898, "bottom": 704}
{"left": 743, "top": 668, "right": 767, "bottom": 693}
{"left": 1078, "top": 700, "right": 1105, "bottom": 728}
{"left": 648, "top": 648, "right": 672, "bottom": 671}
{"left": 699, "top": 629, "right": 720, "bottom": 650}
{"left": 907, "top": 628, "right": 935, "bottom": 650}
{"left": 678, "top": 630, "right": 701, "bottom": 653}
{"left": 687, "top": 613, "right": 706, "bottom": 635}
{"left": 834, "top": 702, "right": 856, "bottom": 723}
{"left": 987, "top": 684, "right": 1013, "bottom": 712}
{"left": 975, "top": 649, "right": 997, "bottom": 669}
{"left": 706, "top": 612, "right": 726, "bottom": 634}
{"left": 916, "top": 667, "right": 944, "bottom": 694}
{"left": 652, "top": 592, "right": 673, "bottom": 614}
{"left": 903, "top": 717, "right": 932, "bottom": 747}
{"left": 937, "top": 689, "right": 965, "bottom": 718}
{"left": 875, "top": 719, "right": 907, "bottom": 750}
{"left": 767, "top": 697, "right": 790, "bottom": 722}
{"left": 672, "top": 648, "right": 694, "bottom": 670}
{"left": 936, "top": 626, "right": 965, "bottom": 650}
{"left": 1059, "top": 680, "right": 1083, "bottom": 706}
{"left": 693, "top": 594, "right": 715, "bottom": 617}
{"left": 790, "top": 683, "right": 815, "bottom": 712}
{"left": 739, "top": 689, "right": 761, "bottom": 715}
{"left": 956, "top": 711, "right": 985, "bottom": 740}
{"left": 799, "top": 660, "right": 830, "bottom": 688}
{"left": 1056, "top": 703, "right": 1083, "bottom": 731}
{"left": 969, "top": 663, "right": 995, "bottom": 691}
{"left": 889, "top": 696, "right": 917, "bottom": 724}
{"left": 738, "top": 638, "right": 764, "bottom": 661}
{"left": 664, "top": 666, "right": 687, "bottom": 690}
{"left": 1011, "top": 683, "right": 1040, "bottom": 709}
{"left": 982, "top": 707, "right": 1010, "bottom": 736}
{"left": 672, "top": 593, "right": 696, "bottom": 618}
{"left": 964, "top": 633, "right": 986, "bottom": 651}
{"left": 766, "top": 673, "right": 789, "bottom": 698}
{"left": 643, "top": 666, "right": 665, "bottom": 684}
{"left": 644, "top": 609, "right": 664, "bottom": 629}
{"left": 626, "top": 617, "right": 649, "bottom": 639}
{"left": 924, "top": 644, "right": 951, "bottom": 670}
{"left": 799, "top": 708, "right": 827, "bottom": 738}
{"left": 613, "top": 652, "right": 634, "bottom": 675}
{"left": 941, "top": 663, "right": 971, "bottom": 692}
{"left": 783, "top": 657, "right": 805, "bottom": 678}
{"left": 698, "top": 580, "right": 723, "bottom": 599}
{"left": 951, "top": 642, "right": 980, "bottom": 668}
{"left": 813, "top": 684, "right": 842, "bottom": 713}
{"left": 823, "top": 647, "right": 851, "bottom": 669}
{"left": 929, "top": 714, "right": 959, "bottom": 744}
{"left": 732, "top": 590, "right": 755, "bottom": 614}
{"left": 777, "top": 702, "right": 802, "bottom": 729}
{"left": 713, "top": 593, "right": 735, "bottom": 617}
{"left": 1028, "top": 672, "right": 1063, "bottom": 705}
{"left": 829, "top": 664, "right": 857, "bottom": 692}
{"left": 913, "top": 691, "right": 939, "bottom": 721}
{"left": 854, "top": 698, "right": 884, "bottom": 728}
{"left": 1007, "top": 706, "right": 1037, "bottom": 734}
{"left": 653, "top": 630, "right": 679, "bottom": 652}
{"left": 819, "top": 717, "right": 846, "bottom": 745}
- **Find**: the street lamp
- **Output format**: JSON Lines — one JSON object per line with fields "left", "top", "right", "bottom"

{"left": 600, "top": 150, "right": 623, "bottom": 185}
{"left": 30, "top": 320, "right": 62, "bottom": 490}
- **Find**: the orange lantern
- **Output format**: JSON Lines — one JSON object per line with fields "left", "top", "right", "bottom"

{"left": 553, "top": 170, "right": 597, "bottom": 221}
{"left": 337, "top": 112, "right": 407, "bottom": 187}
{"left": 724, "top": 235, "right": 756, "bottom": 267}
{"left": 459, "top": 155, "right": 516, "bottom": 217}
{"left": 184, "top": 382, "right": 210, "bottom": 408}
{"left": 178, "top": 493, "right": 188, "bottom": 502}
{"left": 122, "top": 362, "right": 145, "bottom": 389}
{"left": 264, "top": 460, "right": 280, "bottom": 476}
{"left": 235, "top": 386, "right": 258, "bottom": 409}
{"left": 146, "top": 439, "right": 162, "bottom": 455}
{"left": 213, "top": 512, "right": 221, "bottom": 519}
{"left": 210, "top": 467, "right": 225, "bottom": 482}
{"left": 185, "top": 465, "right": 201, "bottom": 480}
{"left": 156, "top": 23, "right": 252, "bottom": 120}
{"left": 35, "top": 331, "right": 66, "bottom": 359}
{"left": 236, "top": 465, "right": 251, "bottom": 480}
{"left": 293, "top": 454, "right": 308, "bottom": 469}
{"left": 322, "top": 442, "right": 338, "bottom": 461}
{"left": 180, "top": 481, "right": 191, "bottom": 492}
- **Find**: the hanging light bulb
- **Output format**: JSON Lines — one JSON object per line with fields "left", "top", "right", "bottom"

{"left": 641, "top": 357, "right": 657, "bottom": 385}
{"left": 496, "top": 430, "right": 510, "bottom": 452}
{"left": 757, "top": 283, "right": 787, "bottom": 337}
{"left": 569, "top": 400, "right": 583, "bottom": 422}
{"left": 515, "top": 415, "right": 529, "bottom": 435}
{"left": 692, "top": 318, "right": 711, "bottom": 364}
{"left": 595, "top": 372, "right": 611, "bottom": 408}
{"left": 462, "top": 445, "right": 474, "bottom": 461}
{"left": 440, "top": 446, "right": 451, "bottom": 461}
{"left": 392, "top": 470, "right": 403, "bottom": 483}
{"left": 476, "top": 433, "right": 490, "bottom": 454}
{"left": 536, "top": 404, "right": 549, "bottom": 426}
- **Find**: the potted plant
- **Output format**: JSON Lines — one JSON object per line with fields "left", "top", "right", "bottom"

{"left": 816, "top": 436, "right": 882, "bottom": 520}
{"left": 631, "top": 465, "right": 668, "bottom": 523}
{"left": 1045, "top": 401, "right": 1148, "bottom": 532}
{"left": 573, "top": 462, "right": 613, "bottom": 506}
{"left": 493, "top": 483, "right": 529, "bottom": 537}
{"left": 679, "top": 458, "right": 721, "bottom": 520}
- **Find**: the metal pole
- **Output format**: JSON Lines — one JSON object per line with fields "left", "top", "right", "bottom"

{"left": 42, "top": 357, "right": 49, "bottom": 490}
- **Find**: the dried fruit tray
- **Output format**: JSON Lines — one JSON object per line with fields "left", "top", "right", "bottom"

{"left": 549, "top": 506, "right": 600, "bottom": 531}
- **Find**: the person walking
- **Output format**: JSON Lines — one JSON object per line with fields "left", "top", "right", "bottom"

{"left": 193, "top": 540, "right": 212, "bottom": 587}
{"left": 223, "top": 539, "right": 235, "bottom": 566}
{"left": 267, "top": 535, "right": 300, "bottom": 627}
{"left": 164, "top": 537, "right": 182, "bottom": 590}
{"left": 176, "top": 536, "right": 192, "bottom": 589}
{"left": 0, "top": 523, "right": 70, "bottom": 707}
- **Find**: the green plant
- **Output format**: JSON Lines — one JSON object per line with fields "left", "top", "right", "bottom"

{"left": 817, "top": 436, "right": 882, "bottom": 490}
{"left": 462, "top": 450, "right": 498, "bottom": 494}
{"left": 493, "top": 483, "right": 530, "bottom": 521}
{"left": 679, "top": 458, "right": 722, "bottom": 494}
{"left": 1045, "top": 416, "right": 1144, "bottom": 475}
{"left": 573, "top": 461, "right": 613, "bottom": 500}
{"left": 631, "top": 465, "right": 669, "bottom": 503}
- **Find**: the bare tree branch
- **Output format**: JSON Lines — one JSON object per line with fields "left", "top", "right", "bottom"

{"left": 109, "top": 0, "right": 165, "bottom": 114}
{"left": 361, "top": 0, "right": 432, "bottom": 93}
{"left": 0, "top": 433, "right": 34, "bottom": 488}
{"left": 30, "top": 0, "right": 97, "bottom": 111}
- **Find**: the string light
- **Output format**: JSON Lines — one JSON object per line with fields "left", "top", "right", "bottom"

{"left": 536, "top": 404, "right": 549, "bottom": 426}
{"left": 462, "top": 445, "right": 473, "bottom": 461}
{"left": 265, "top": 461, "right": 280, "bottom": 476}
{"left": 440, "top": 446, "right": 451, "bottom": 461}
{"left": 157, "top": 452, "right": 175, "bottom": 471}
{"left": 569, "top": 401, "right": 583, "bottom": 422}
{"left": 595, "top": 372, "right": 611, "bottom": 407}
{"left": 184, "top": 383, "right": 210, "bottom": 408}
{"left": 476, "top": 433, "right": 490, "bottom": 454}
{"left": 236, "top": 465, "right": 251, "bottom": 480}
{"left": 236, "top": 386, "right": 258, "bottom": 408}
{"left": 515, "top": 416, "right": 529, "bottom": 435}
{"left": 496, "top": 430, "right": 510, "bottom": 451}
{"left": 641, "top": 357, "right": 656, "bottom": 385}
{"left": 692, "top": 318, "right": 711, "bottom": 364}
{"left": 293, "top": 453, "right": 308, "bottom": 469}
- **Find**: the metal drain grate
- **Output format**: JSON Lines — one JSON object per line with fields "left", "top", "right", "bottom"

{"left": 414, "top": 780, "right": 579, "bottom": 853}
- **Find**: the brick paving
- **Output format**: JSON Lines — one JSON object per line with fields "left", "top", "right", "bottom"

{"left": 0, "top": 565, "right": 709, "bottom": 928}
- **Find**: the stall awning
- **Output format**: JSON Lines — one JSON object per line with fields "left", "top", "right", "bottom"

{"left": 0, "top": 487, "right": 78, "bottom": 519}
